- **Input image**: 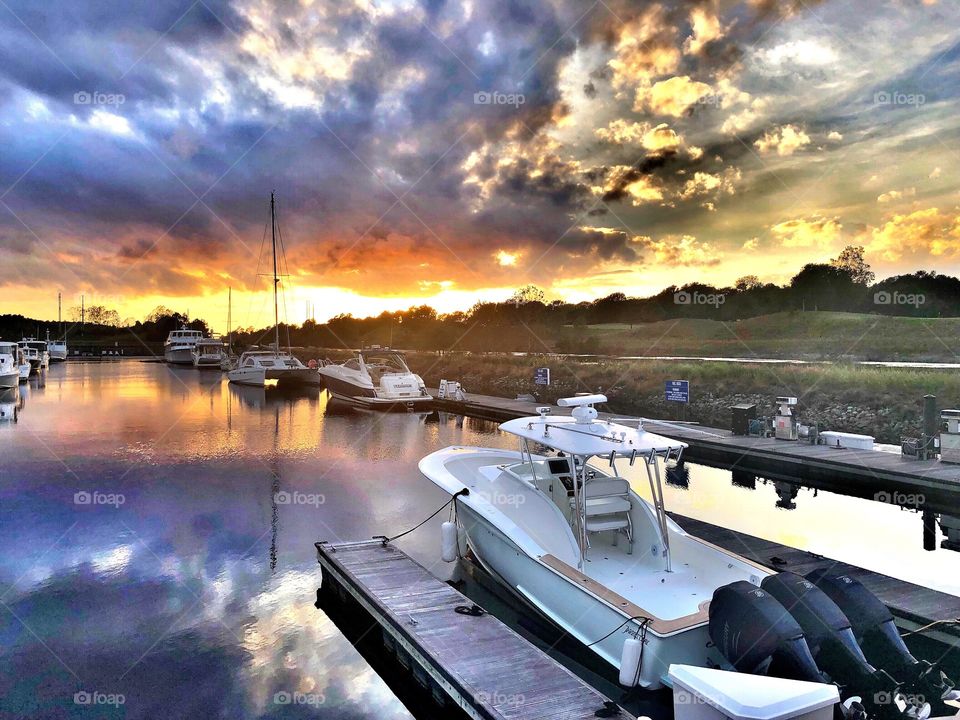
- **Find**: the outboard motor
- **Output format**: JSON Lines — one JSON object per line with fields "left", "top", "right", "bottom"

{"left": 807, "top": 570, "right": 960, "bottom": 712}
{"left": 762, "top": 573, "right": 927, "bottom": 720}
{"left": 710, "top": 581, "right": 826, "bottom": 682}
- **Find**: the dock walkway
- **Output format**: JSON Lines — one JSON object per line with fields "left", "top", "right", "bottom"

{"left": 430, "top": 390, "right": 960, "bottom": 513}
{"left": 316, "top": 539, "right": 634, "bottom": 720}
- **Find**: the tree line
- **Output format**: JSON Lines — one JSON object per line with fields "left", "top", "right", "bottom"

{"left": 3, "top": 247, "right": 959, "bottom": 352}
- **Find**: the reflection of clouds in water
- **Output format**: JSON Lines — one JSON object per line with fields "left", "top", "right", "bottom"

{"left": 243, "top": 570, "right": 410, "bottom": 719}
{"left": 0, "top": 552, "right": 411, "bottom": 718}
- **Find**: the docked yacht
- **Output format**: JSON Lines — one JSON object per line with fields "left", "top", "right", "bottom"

{"left": 226, "top": 192, "right": 321, "bottom": 389}
{"left": 18, "top": 343, "right": 43, "bottom": 375}
{"left": 318, "top": 347, "right": 430, "bottom": 407}
{"left": 17, "top": 347, "right": 30, "bottom": 381}
{"left": 0, "top": 342, "right": 19, "bottom": 388}
{"left": 19, "top": 338, "right": 49, "bottom": 371}
{"left": 164, "top": 326, "right": 204, "bottom": 364}
{"left": 192, "top": 338, "right": 226, "bottom": 368}
{"left": 48, "top": 333, "right": 67, "bottom": 362}
{"left": 420, "top": 395, "right": 770, "bottom": 690}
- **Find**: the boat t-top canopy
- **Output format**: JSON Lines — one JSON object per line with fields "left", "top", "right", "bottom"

{"left": 499, "top": 394, "right": 686, "bottom": 459}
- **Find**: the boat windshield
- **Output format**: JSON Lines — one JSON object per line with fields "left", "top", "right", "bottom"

{"left": 360, "top": 351, "right": 409, "bottom": 373}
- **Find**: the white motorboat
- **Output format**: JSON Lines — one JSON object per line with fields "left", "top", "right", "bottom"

{"left": 18, "top": 344, "right": 43, "bottom": 375}
{"left": 164, "top": 326, "right": 204, "bottom": 364}
{"left": 0, "top": 342, "right": 19, "bottom": 389}
{"left": 19, "top": 338, "right": 49, "bottom": 371}
{"left": 318, "top": 347, "right": 430, "bottom": 407}
{"left": 192, "top": 338, "right": 226, "bottom": 368}
{"left": 47, "top": 330, "right": 67, "bottom": 362}
{"left": 226, "top": 192, "right": 321, "bottom": 389}
{"left": 420, "top": 394, "right": 770, "bottom": 690}
{"left": 18, "top": 346, "right": 30, "bottom": 381}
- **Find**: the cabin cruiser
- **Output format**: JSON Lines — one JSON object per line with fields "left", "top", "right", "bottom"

{"left": 192, "top": 338, "right": 226, "bottom": 368}
{"left": 318, "top": 347, "right": 430, "bottom": 407}
{"left": 47, "top": 333, "right": 67, "bottom": 361}
{"left": 227, "top": 350, "right": 320, "bottom": 387}
{"left": 18, "top": 344, "right": 43, "bottom": 375}
{"left": 164, "top": 326, "right": 204, "bottom": 364}
{"left": 420, "top": 395, "right": 770, "bottom": 690}
{"left": 0, "top": 342, "right": 19, "bottom": 389}
{"left": 19, "top": 338, "right": 49, "bottom": 371}
{"left": 17, "top": 347, "right": 30, "bottom": 381}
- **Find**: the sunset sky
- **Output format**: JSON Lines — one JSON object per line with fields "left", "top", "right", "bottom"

{"left": 1, "top": 0, "right": 959, "bottom": 331}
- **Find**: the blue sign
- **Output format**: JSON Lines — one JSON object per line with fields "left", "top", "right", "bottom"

{"left": 665, "top": 380, "right": 689, "bottom": 403}
{"left": 534, "top": 367, "right": 551, "bottom": 386}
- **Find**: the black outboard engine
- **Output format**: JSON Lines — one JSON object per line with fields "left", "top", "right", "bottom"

{"left": 710, "top": 581, "right": 826, "bottom": 682}
{"left": 762, "top": 573, "right": 926, "bottom": 720}
{"left": 808, "top": 570, "right": 959, "bottom": 713}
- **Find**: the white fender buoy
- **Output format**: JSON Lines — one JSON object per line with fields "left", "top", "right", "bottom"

{"left": 618, "top": 637, "right": 642, "bottom": 687}
{"left": 441, "top": 521, "right": 458, "bottom": 562}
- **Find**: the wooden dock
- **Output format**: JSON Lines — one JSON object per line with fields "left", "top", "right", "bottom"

{"left": 315, "top": 539, "right": 634, "bottom": 720}
{"left": 430, "top": 390, "right": 960, "bottom": 514}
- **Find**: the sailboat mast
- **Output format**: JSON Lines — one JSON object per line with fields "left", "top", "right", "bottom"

{"left": 271, "top": 192, "right": 280, "bottom": 355}
{"left": 227, "top": 287, "right": 232, "bottom": 349}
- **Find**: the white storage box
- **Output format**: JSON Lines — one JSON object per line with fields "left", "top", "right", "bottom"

{"left": 668, "top": 665, "right": 838, "bottom": 720}
{"left": 819, "top": 431, "right": 874, "bottom": 451}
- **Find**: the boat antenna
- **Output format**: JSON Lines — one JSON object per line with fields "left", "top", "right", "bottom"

{"left": 271, "top": 191, "right": 280, "bottom": 356}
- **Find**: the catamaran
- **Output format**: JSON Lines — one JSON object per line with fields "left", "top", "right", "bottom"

{"left": 420, "top": 394, "right": 770, "bottom": 690}
{"left": 227, "top": 193, "right": 320, "bottom": 388}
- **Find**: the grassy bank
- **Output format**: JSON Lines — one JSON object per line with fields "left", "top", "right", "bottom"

{"left": 576, "top": 312, "right": 960, "bottom": 361}
{"left": 302, "top": 348, "right": 957, "bottom": 444}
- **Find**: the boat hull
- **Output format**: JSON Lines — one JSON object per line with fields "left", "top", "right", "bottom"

{"left": 455, "top": 501, "right": 712, "bottom": 689}
{"left": 0, "top": 371, "right": 17, "bottom": 389}
{"left": 164, "top": 347, "right": 195, "bottom": 364}
{"left": 192, "top": 356, "right": 223, "bottom": 368}
{"left": 48, "top": 345, "right": 67, "bottom": 362}
{"left": 227, "top": 367, "right": 266, "bottom": 386}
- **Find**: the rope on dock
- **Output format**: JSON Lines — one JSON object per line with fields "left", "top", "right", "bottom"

{"left": 902, "top": 617, "right": 960, "bottom": 636}
{"left": 374, "top": 488, "right": 470, "bottom": 545}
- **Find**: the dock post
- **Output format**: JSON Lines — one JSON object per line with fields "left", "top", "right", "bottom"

{"left": 922, "top": 395, "right": 937, "bottom": 460}
{"left": 923, "top": 510, "right": 938, "bottom": 552}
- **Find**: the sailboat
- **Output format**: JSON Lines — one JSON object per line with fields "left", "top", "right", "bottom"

{"left": 227, "top": 193, "right": 321, "bottom": 388}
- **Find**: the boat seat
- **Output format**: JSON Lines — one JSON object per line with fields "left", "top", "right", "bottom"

{"left": 573, "top": 496, "right": 632, "bottom": 516}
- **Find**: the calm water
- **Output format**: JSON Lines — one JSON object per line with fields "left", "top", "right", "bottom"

{"left": 1, "top": 361, "right": 957, "bottom": 719}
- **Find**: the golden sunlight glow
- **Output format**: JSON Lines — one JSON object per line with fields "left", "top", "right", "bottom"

{"left": 495, "top": 250, "right": 519, "bottom": 266}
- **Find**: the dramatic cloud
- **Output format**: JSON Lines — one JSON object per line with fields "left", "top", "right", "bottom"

{"left": 0, "top": 0, "right": 958, "bottom": 323}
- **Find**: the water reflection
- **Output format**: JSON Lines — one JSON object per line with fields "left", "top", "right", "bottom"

{"left": 1, "top": 360, "right": 957, "bottom": 720}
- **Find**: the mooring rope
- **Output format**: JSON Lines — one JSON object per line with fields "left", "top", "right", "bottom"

{"left": 375, "top": 488, "right": 470, "bottom": 545}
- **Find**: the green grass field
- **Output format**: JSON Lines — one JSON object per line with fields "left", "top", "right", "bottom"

{"left": 576, "top": 312, "right": 960, "bottom": 361}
